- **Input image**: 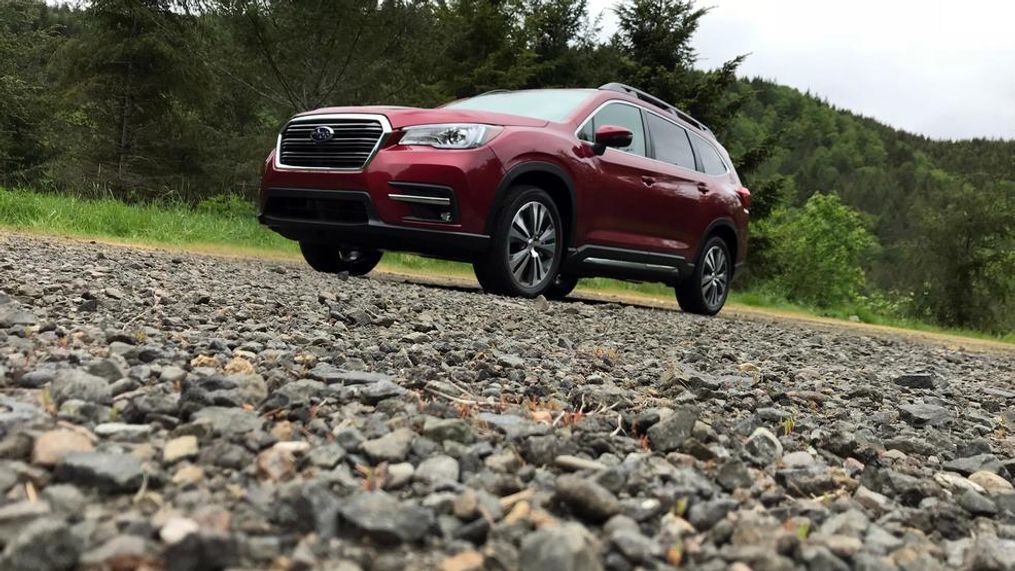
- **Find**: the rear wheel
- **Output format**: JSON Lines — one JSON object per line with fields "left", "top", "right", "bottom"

{"left": 675, "top": 236, "right": 730, "bottom": 315}
{"left": 299, "top": 242, "right": 382, "bottom": 276}
{"left": 473, "top": 186, "right": 563, "bottom": 297}
{"left": 544, "top": 273, "right": 579, "bottom": 300}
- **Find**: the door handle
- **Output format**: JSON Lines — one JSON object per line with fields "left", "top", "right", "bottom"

{"left": 641, "top": 176, "right": 656, "bottom": 186}
{"left": 697, "top": 182, "right": 710, "bottom": 193}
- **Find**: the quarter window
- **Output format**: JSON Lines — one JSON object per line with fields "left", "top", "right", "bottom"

{"left": 578, "top": 103, "right": 647, "bottom": 157}
{"left": 691, "top": 136, "right": 728, "bottom": 175}
{"left": 646, "top": 114, "right": 695, "bottom": 170}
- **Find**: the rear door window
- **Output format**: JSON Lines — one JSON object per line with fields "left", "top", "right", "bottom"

{"left": 646, "top": 113, "right": 696, "bottom": 170}
{"left": 578, "top": 102, "right": 647, "bottom": 157}
{"left": 691, "top": 135, "right": 728, "bottom": 175}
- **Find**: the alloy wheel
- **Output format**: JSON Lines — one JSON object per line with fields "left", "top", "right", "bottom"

{"left": 338, "top": 249, "right": 362, "bottom": 262}
{"left": 507, "top": 201, "right": 557, "bottom": 287}
{"left": 700, "top": 245, "right": 728, "bottom": 308}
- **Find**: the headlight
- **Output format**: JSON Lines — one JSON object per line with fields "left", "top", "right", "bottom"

{"left": 400, "top": 124, "right": 502, "bottom": 149}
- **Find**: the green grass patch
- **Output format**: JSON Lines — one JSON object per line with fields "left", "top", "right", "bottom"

{"left": 1, "top": 187, "right": 1009, "bottom": 345}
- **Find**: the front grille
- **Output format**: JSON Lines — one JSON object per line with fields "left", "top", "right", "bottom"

{"left": 263, "top": 195, "right": 369, "bottom": 224}
{"left": 278, "top": 116, "right": 385, "bottom": 170}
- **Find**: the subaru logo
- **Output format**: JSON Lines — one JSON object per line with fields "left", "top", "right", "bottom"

{"left": 310, "top": 126, "right": 334, "bottom": 143}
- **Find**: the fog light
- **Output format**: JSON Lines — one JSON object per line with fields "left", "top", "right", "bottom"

{"left": 440, "top": 211, "right": 452, "bottom": 222}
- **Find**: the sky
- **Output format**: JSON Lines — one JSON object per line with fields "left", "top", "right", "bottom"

{"left": 588, "top": 0, "right": 1015, "bottom": 140}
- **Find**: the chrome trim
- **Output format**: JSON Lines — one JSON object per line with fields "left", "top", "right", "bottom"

{"left": 388, "top": 194, "right": 451, "bottom": 206}
{"left": 583, "top": 257, "right": 679, "bottom": 273}
{"left": 575, "top": 100, "right": 729, "bottom": 175}
{"left": 274, "top": 113, "right": 392, "bottom": 172}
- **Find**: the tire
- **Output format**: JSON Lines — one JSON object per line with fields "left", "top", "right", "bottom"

{"left": 545, "top": 273, "right": 579, "bottom": 300}
{"left": 473, "top": 185, "right": 564, "bottom": 297}
{"left": 299, "top": 242, "right": 382, "bottom": 276}
{"left": 676, "top": 236, "right": 731, "bottom": 315}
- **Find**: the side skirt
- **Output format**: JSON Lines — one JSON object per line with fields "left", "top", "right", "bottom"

{"left": 561, "top": 245, "right": 691, "bottom": 286}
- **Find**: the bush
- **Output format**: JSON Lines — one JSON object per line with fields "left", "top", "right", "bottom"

{"left": 756, "top": 193, "right": 878, "bottom": 307}
{"left": 196, "top": 194, "right": 257, "bottom": 219}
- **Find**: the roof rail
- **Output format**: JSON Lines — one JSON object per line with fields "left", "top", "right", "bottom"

{"left": 598, "top": 83, "right": 711, "bottom": 133}
{"left": 475, "top": 89, "right": 511, "bottom": 97}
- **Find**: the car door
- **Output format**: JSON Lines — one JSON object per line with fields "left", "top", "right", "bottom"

{"left": 642, "top": 112, "right": 708, "bottom": 256}
{"left": 576, "top": 101, "right": 663, "bottom": 251}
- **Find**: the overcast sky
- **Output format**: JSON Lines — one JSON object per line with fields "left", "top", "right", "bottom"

{"left": 589, "top": 0, "right": 1015, "bottom": 140}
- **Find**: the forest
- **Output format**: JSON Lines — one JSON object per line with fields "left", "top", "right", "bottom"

{"left": 0, "top": 0, "right": 1012, "bottom": 334}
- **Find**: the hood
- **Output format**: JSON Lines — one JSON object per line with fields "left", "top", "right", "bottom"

{"left": 294, "top": 105, "right": 548, "bottom": 128}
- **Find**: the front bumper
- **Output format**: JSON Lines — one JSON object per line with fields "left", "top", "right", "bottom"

{"left": 258, "top": 187, "right": 489, "bottom": 260}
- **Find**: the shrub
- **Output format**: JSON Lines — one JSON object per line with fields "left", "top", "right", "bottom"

{"left": 756, "top": 193, "right": 878, "bottom": 307}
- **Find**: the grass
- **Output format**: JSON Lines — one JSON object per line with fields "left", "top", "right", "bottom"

{"left": 1, "top": 187, "right": 1010, "bottom": 345}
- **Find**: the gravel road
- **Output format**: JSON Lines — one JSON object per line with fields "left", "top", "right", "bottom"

{"left": 1, "top": 232, "right": 1014, "bottom": 571}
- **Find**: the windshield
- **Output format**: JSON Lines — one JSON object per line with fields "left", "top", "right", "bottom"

{"left": 444, "top": 89, "right": 596, "bottom": 122}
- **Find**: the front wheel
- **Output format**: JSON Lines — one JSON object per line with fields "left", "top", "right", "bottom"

{"left": 473, "top": 185, "right": 564, "bottom": 297}
{"left": 299, "top": 243, "right": 382, "bottom": 276}
{"left": 675, "top": 236, "right": 731, "bottom": 315}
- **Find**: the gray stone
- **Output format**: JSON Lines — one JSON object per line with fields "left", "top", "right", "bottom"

{"left": 191, "top": 407, "right": 263, "bottom": 436}
{"left": 55, "top": 452, "right": 144, "bottom": 493}
{"left": 646, "top": 406, "right": 699, "bottom": 452}
{"left": 967, "top": 536, "right": 1015, "bottom": 571}
{"left": 892, "top": 372, "right": 936, "bottom": 389}
{"left": 520, "top": 523, "right": 603, "bottom": 571}
{"left": 717, "top": 459, "right": 752, "bottom": 492}
{"left": 0, "top": 306, "right": 37, "bottom": 328}
{"left": 743, "top": 427, "right": 783, "bottom": 466}
{"left": 93, "top": 422, "right": 153, "bottom": 441}
{"left": 554, "top": 474, "right": 621, "bottom": 523}
{"left": 957, "top": 489, "right": 997, "bottom": 516}
{"left": 307, "top": 443, "right": 346, "bottom": 469}
{"left": 414, "top": 455, "right": 459, "bottom": 485}
{"left": 422, "top": 417, "right": 474, "bottom": 444}
{"left": 362, "top": 428, "right": 415, "bottom": 463}
{"left": 86, "top": 358, "right": 128, "bottom": 382}
{"left": 610, "top": 528, "right": 662, "bottom": 563}
{"left": 16, "top": 369, "right": 54, "bottom": 388}
{"left": 898, "top": 403, "right": 951, "bottom": 427}
{"left": 0, "top": 517, "right": 79, "bottom": 571}
{"left": 0, "top": 501, "right": 52, "bottom": 544}
{"left": 180, "top": 373, "right": 268, "bottom": 411}
{"left": 356, "top": 380, "right": 406, "bottom": 404}
{"left": 79, "top": 535, "right": 149, "bottom": 567}
{"left": 50, "top": 370, "right": 111, "bottom": 405}
{"left": 943, "top": 454, "right": 1003, "bottom": 476}
{"left": 476, "top": 412, "right": 548, "bottom": 440}
{"left": 337, "top": 491, "right": 434, "bottom": 543}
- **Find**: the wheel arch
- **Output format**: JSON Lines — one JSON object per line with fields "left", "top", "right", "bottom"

{"left": 701, "top": 218, "right": 739, "bottom": 276}
{"left": 487, "top": 161, "right": 577, "bottom": 247}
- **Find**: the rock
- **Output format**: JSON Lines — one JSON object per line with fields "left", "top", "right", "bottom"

{"left": 646, "top": 406, "right": 698, "bottom": 452}
{"left": 422, "top": 417, "right": 474, "bottom": 443}
{"left": 717, "top": 459, "right": 752, "bottom": 492}
{"left": 969, "top": 470, "right": 1014, "bottom": 494}
{"left": 191, "top": 407, "right": 262, "bottom": 436}
{"left": 519, "top": 522, "right": 603, "bottom": 571}
{"left": 687, "top": 498, "right": 738, "bottom": 530}
{"left": 356, "top": 380, "right": 406, "bottom": 404}
{"left": 610, "top": 528, "right": 662, "bottom": 563}
{"left": 440, "top": 549, "right": 484, "bottom": 571}
{"left": 93, "top": 422, "right": 153, "bottom": 441}
{"left": 32, "top": 429, "right": 94, "bottom": 467}
{"left": 967, "top": 536, "right": 1015, "bottom": 570}
{"left": 362, "top": 428, "right": 416, "bottom": 463}
{"left": 0, "top": 517, "right": 79, "bottom": 571}
{"left": 898, "top": 403, "right": 951, "bottom": 427}
{"left": 160, "top": 517, "right": 200, "bottom": 544}
{"left": 956, "top": 489, "right": 997, "bottom": 515}
{"left": 0, "top": 306, "right": 37, "bottom": 328}
{"left": 50, "top": 370, "right": 111, "bottom": 405}
{"left": 0, "top": 501, "right": 52, "bottom": 543}
{"left": 892, "top": 373, "right": 936, "bottom": 389}
{"left": 16, "top": 369, "right": 54, "bottom": 388}
{"left": 743, "top": 427, "right": 783, "bottom": 466}
{"left": 164, "top": 436, "right": 199, "bottom": 463}
{"left": 386, "top": 463, "right": 415, "bottom": 489}
{"left": 79, "top": 535, "right": 149, "bottom": 568}
{"left": 86, "top": 358, "right": 129, "bottom": 382}
{"left": 782, "top": 450, "right": 816, "bottom": 467}
{"left": 414, "top": 455, "right": 459, "bottom": 485}
{"left": 854, "top": 485, "right": 892, "bottom": 514}
{"left": 180, "top": 373, "right": 268, "bottom": 410}
{"left": 160, "top": 366, "right": 187, "bottom": 383}
{"left": 555, "top": 455, "right": 608, "bottom": 472}
{"left": 55, "top": 451, "right": 144, "bottom": 493}
{"left": 943, "top": 454, "right": 1004, "bottom": 476}
{"left": 554, "top": 474, "right": 621, "bottom": 523}
{"left": 337, "top": 491, "right": 434, "bottom": 544}
{"left": 163, "top": 531, "right": 238, "bottom": 571}
{"left": 257, "top": 445, "right": 297, "bottom": 482}
{"left": 307, "top": 443, "right": 346, "bottom": 468}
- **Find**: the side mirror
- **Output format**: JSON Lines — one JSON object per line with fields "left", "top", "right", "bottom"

{"left": 593, "top": 124, "right": 633, "bottom": 155}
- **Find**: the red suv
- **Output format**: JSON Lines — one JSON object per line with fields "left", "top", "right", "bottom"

{"left": 259, "top": 83, "right": 749, "bottom": 314}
